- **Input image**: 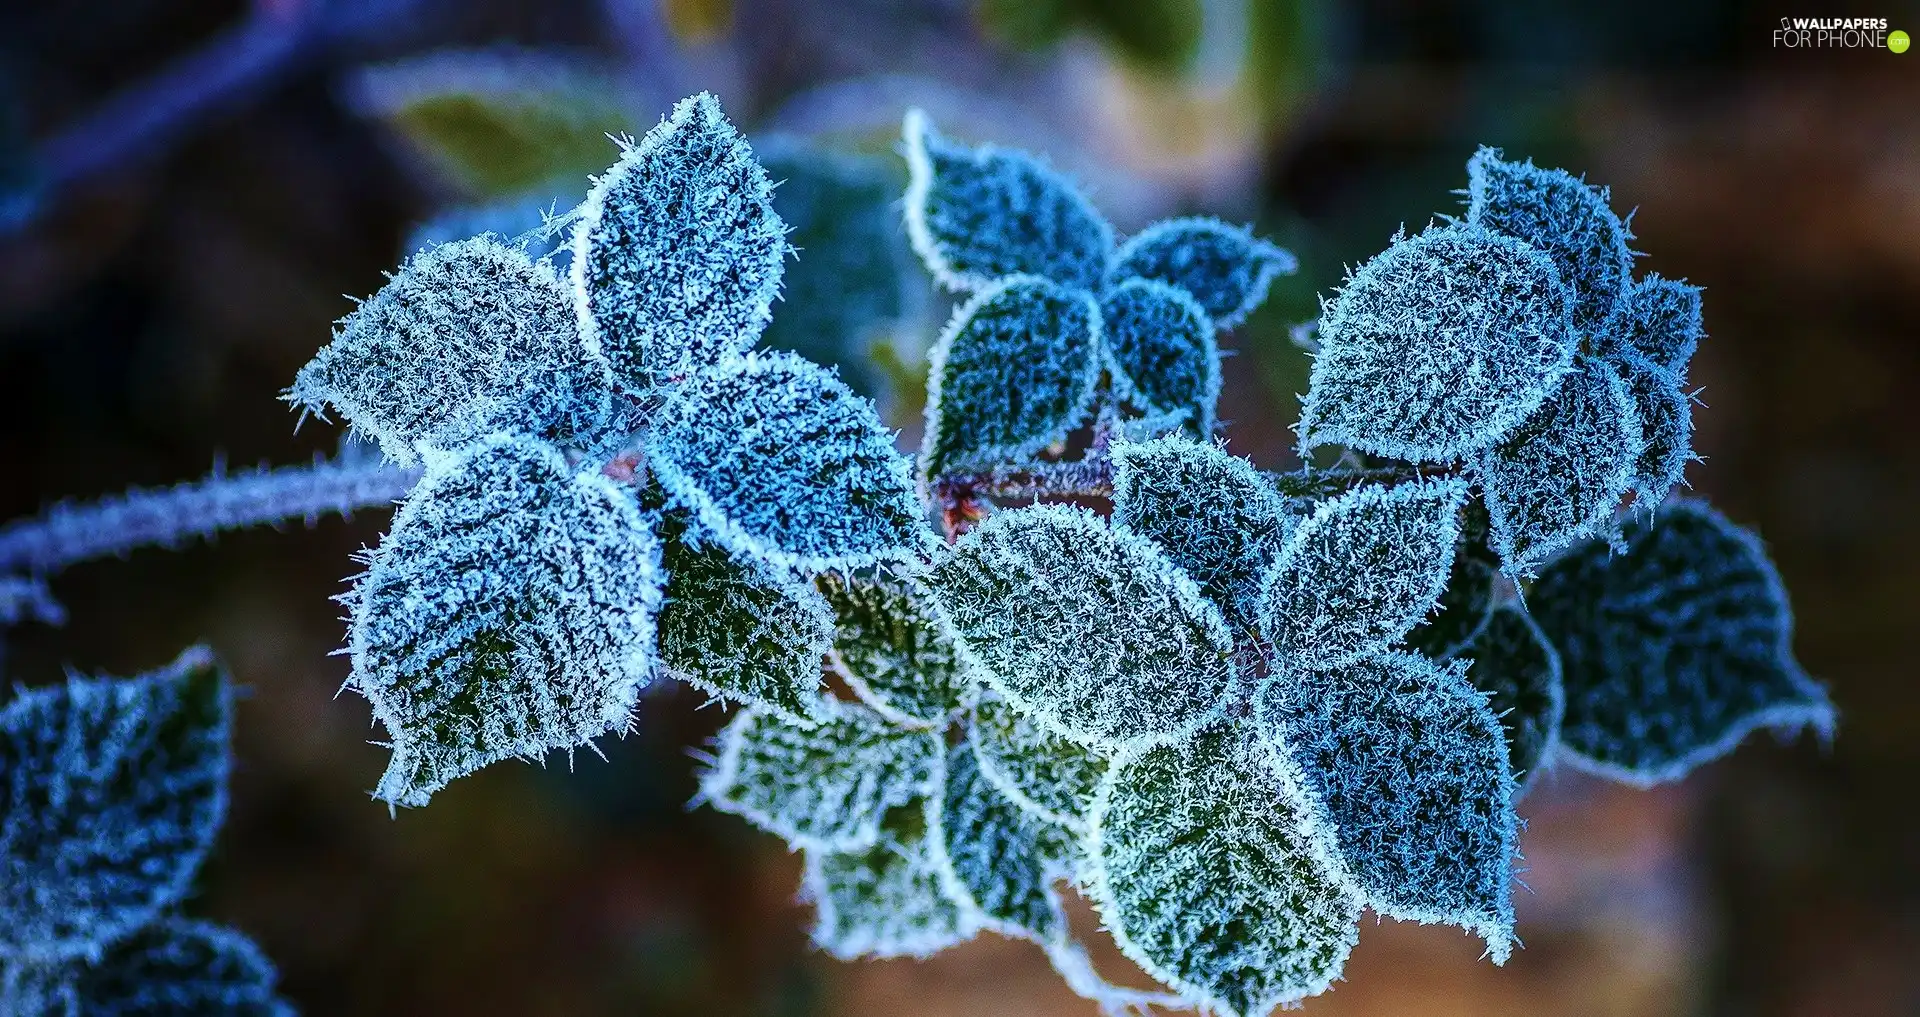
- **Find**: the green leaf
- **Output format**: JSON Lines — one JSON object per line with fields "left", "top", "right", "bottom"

{"left": 1090, "top": 723, "right": 1360, "bottom": 1016}
{"left": 803, "top": 796, "right": 979, "bottom": 959}
{"left": 817, "top": 572, "right": 968, "bottom": 728}
{"left": 1461, "top": 605, "right": 1565, "bottom": 785}
{"left": 921, "top": 276, "right": 1101, "bottom": 479}
{"left": 699, "top": 700, "right": 942, "bottom": 851}
{"left": 1098, "top": 279, "right": 1220, "bottom": 434}
{"left": 923, "top": 504, "right": 1237, "bottom": 753}
{"left": 969, "top": 694, "right": 1105, "bottom": 831}
{"left": 1528, "top": 501, "right": 1835, "bottom": 785}
{"left": 932, "top": 744, "right": 1079, "bottom": 942}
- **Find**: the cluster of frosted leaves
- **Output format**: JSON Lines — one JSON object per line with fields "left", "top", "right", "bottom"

{"left": 2, "top": 919, "right": 292, "bottom": 1017}
{"left": 1110, "top": 435, "right": 1292, "bottom": 631}
{"left": 1460, "top": 605, "right": 1566, "bottom": 786}
{"left": 699, "top": 700, "right": 942, "bottom": 851}
{"left": 969, "top": 694, "right": 1105, "bottom": 831}
{"left": 347, "top": 434, "right": 664, "bottom": 807}
{"left": 1403, "top": 496, "right": 1499, "bottom": 659}
{"left": 1475, "top": 358, "right": 1645, "bottom": 575}
{"left": 1528, "top": 501, "right": 1835, "bottom": 786}
{"left": 654, "top": 514, "right": 832, "bottom": 726}
{"left": 289, "top": 235, "right": 619, "bottom": 466}
{"left": 1099, "top": 279, "right": 1221, "bottom": 434}
{"left": 1090, "top": 723, "right": 1361, "bottom": 1017}
{"left": 1466, "top": 147, "right": 1635, "bottom": 333}
{"left": 922, "top": 504, "right": 1237, "bottom": 753}
{"left": 1257, "top": 654, "right": 1517, "bottom": 960}
{"left": 802, "top": 797, "right": 978, "bottom": 960}
{"left": 647, "top": 351, "right": 927, "bottom": 570}
{"left": 816, "top": 573, "right": 967, "bottom": 728}
{"left": 1259, "top": 479, "right": 1469, "bottom": 671}
{"left": 1108, "top": 218, "right": 1299, "bottom": 329}
{"left": 932, "top": 744, "right": 1078, "bottom": 942}
{"left": 571, "top": 92, "right": 788, "bottom": 390}
{"left": 1600, "top": 274, "right": 1705, "bottom": 506}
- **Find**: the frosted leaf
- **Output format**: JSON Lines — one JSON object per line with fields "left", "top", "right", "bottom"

{"left": 1604, "top": 273, "right": 1703, "bottom": 373}
{"left": 1461, "top": 605, "right": 1565, "bottom": 785}
{"left": 1528, "top": 501, "right": 1835, "bottom": 786}
{"left": 65, "top": 918, "right": 290, "bottom": 1016}
{"left": 290, "top": 236, "right": 618, "bottom": 466}
{"left": 1403, "top": 496, "right": 1499, "bottom": 660}
{"left": 1110, "top": 435, "right": 1291, "bottom": 631}
{"left": 655, "top": 517, "right": 832, "bottom": 726}
{"left": 1614, "top": 353, "right": 1694, "bottom": 507}
{"left": 1098, "top": 279, "right": 1221, "bottom": 435}
{"left": 969, "top": 694, "right": 1105, "bottom": 831}
{"left": 646, "top": 351, "right": 928, "bottom": 571}
{"left": 1259, "top": 479, "right": 1468, "bottom": 672}
{"left": 572, "top": 92, "right": 787, "bottom": 389}
{"left": 932, "top": 744, "right": 1079, "bottom": 942}
{"left": 0, "top": 648, "right": 229, "bottom": 963}
{"left": 921, "top": 276, "right": 1101, "bottom": 478}
{"left": 923, "top": 504, "right": 1237, "bottom": 753}
{"left": 1298, "top": 224, "right": 1577, "bottom": 463}
{"left": 1478, "top": 358, "right": 1645, "bottom": 575}
{"left": 1090, "top": 723, "right": 1360, "bottom": 1016}
{"left": 817, "top": 572, "right": 967, "bottom": 728}
{"left": 1107, "top": 217, "right": 1297, "bottom": 328}
{"left": 699, "top": 700, "right": 942, "bottom": 850}
{"left": 347, "top": 434, "right": 663, "bottom": 807}
{"left": 1256, "top": 652, "right": 1517, "bottom": 960}
{"left": 902, "top": 109, "right": 1114, "bottom": 292}
{"left": 1466, "top": 147, "right": 1634, "bottom": 332}
{"left": 803, "top": 797, "right": 978, "bottom": 960}
{"left": 407, "top": 191, "right": 579, "bottom": 271}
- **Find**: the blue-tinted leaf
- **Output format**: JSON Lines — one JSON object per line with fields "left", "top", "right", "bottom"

{"left": 969, "top": 694, "right": 1105, "bottom": 831}
{"left": 647, "top": 351, "right": 928, "bottom": 571}
{"left": 1614, "top": 353, "right": 1695, "bottom": 508}
{"left": 1107, "top": 216, "right": 1296, "bottom": 328}
{"left": 1090, "top": 723, "right": 1360, "bottom": 1016}
{"left": 408, "top": 192, "right": 578, "bottom": 271}
{"left": 903, "top": 109, "right": 1114, "bottom": 292}
{"left": 1461, "top": 605, "right": 1565, "bottom": 785}
{"left": 699, "top": 700, "right": 942, "bottom": 850}
{"left": 573, "top": 92, "right": 787, "bottom": 389}
{"left": 348, "top": 434, "right": 664, "bottom": 807}
{"left": 923, "top": 504, "right": 1237, "bottom": 753}
{"left": 290, "top": 236, "right": 619, "bottom": 466}
{"left": 817, "top": 573, "right": 968, "bottom": 728}
{"left": 921, "top": 276, "right": 1100, "bottom": 478}
{"left": 1477, "top": 358, "right": 1645, "bottom": 575}
{"left": 803, "top": 795, "right": 978, "bottom": 959}
{"left": 1257, "top": 652, "right": 1517, "bottom": 960}
{"left": 1098, "top": 279, "right": 1220, "bottom": 434}
{"left": 1466, "top": 147, "right": 1634, "bottom": 332}
{"left": 932, "top": 744, "right": 1077, "bottom": 942}
{"left": 1604, "top": 273, "right": 1703, "bottom": 373}
{"left": 1529, "top": 501, "right": 1835, "bottom": 785}
{"left": 1260, "top": 479, "right": 1468, "bottom": 672}
{"left": 1403, "top": 496, "right": 1498, "bottom": 660}
{"left": 0, "top": 648, "right": 229, "bottom": 963}
{"left": 1110, "top": 434, "right": 1291, "bottom": 630}
{"left": 66, "top": 918, "right": 290, "bottom": 1017}
{"left": 1298, "top": 224, "right": 1578, "bottom": 463}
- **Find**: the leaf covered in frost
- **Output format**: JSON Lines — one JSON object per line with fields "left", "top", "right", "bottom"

{"left": 803, "top": 796, "right": 978, "bottom": 960}
{"left": 0, "top": 648, "right": 229, "bottom": 963}
{"left": 1107, "top": 216, "right": 1297, "bottom": 328}
{"left": 1090, "top": 723, "right": 1360, "bottom": 1016}
{"left": 1466, "top": 147, "right": 1634, "bottom": 332}
{"left": 1110, "top": 434, "right": 1291, "bottom": 630}
{"left": 1403, "top": 496, "right": 1499, "bottom": 659}
{"left": 62, "top": 918, "right": 290, "bottom": 1017}
{"left": 1461, "top": 605, "right": 1565, "bottom": 784}
{"left": 921, "top": 276, "right": 1100, "bottom": 478}
{"left": 817, "top": 572, "right": 967, "bottom": 727}
{"left": 699, "top": 700, "right": 942, "bottom": 850}
{"left": 572, "top": 92, "right": 788, "bottom": 389}
{"left": 1528, "top": 501, "right": 1835, "bottom": 785}
{"left": 923, "top": 504, "right": 1236, "bottom": 753}
{"left": 902, "top": 109, "right": 1113, "bottom": 292}
{"left": 1257, "top": 652, "right": 1517, "bottom": 960}
{"left": 1298, "top": 224, "right": 1577, "bottom": 463}
{"left": 647, "top": 350, "right": 928, "bottom": 570}
{"left": 655, "top": 517, "right": 833, "bottom": 726}
{"left": 290, "top": 235, "right": 618, "bottom": 465}
{"left": 969, "top": 694, "right": 1105, "bottom": 831}
{"left": 932, "top": 744, "right": 1078, "bottom": 942}
{"left": 1099, "top": 279, "right": 1221, "bottom": 434}
{"left": 1477, "top": 358, "right": 1645, "bottom": 575}
{"left": 1259, "top": 478, "right": 1468, "bottom": 672}
{"left": 1614, "top": 353, "right": 1695, "bottom": 508}
{"left": 347, "top": 433, "right": 663, "bottom": 807}
{"left": 1604, "top": 272, "right": 1703, "bottom": 372}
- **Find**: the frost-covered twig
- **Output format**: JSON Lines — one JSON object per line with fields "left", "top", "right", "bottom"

{"left": 0, "top": 456, "right": 420, "bottom": 576}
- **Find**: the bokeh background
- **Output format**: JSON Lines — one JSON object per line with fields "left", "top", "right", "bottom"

{"left": 2, "top": 1, "right": 1915, "bottom": 1014}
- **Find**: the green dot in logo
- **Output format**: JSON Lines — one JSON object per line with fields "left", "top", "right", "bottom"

{"left": 1893, "top": 29, "right": 1911, "bottom": 53}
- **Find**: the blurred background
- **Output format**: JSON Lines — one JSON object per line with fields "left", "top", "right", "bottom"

{"left": 1, "top": 0, "right": 1915, "bottom": 1014}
